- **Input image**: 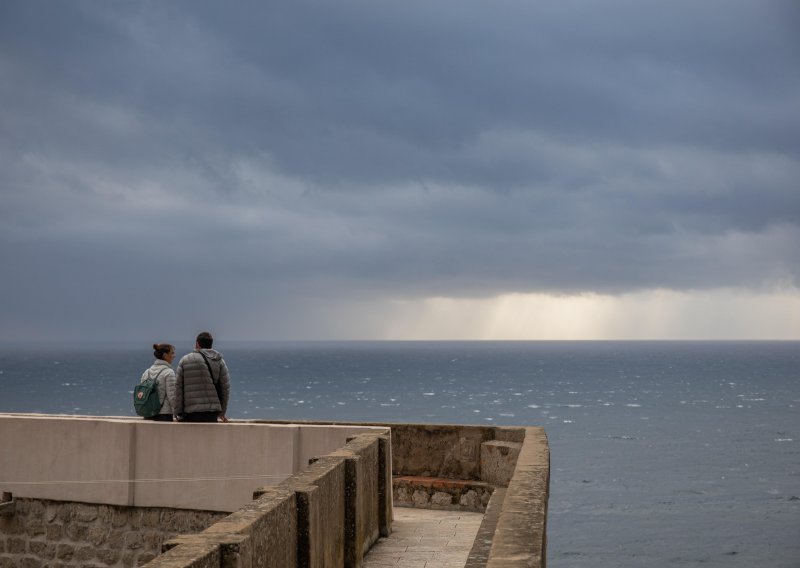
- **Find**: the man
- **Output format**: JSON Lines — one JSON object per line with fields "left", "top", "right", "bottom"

{"left": 174, "top": 331, "right": 231, "bottom": 422}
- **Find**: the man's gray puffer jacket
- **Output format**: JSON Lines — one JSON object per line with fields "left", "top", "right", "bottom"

{"left": 174, "top": 349, "right": 231, "bottom": 417}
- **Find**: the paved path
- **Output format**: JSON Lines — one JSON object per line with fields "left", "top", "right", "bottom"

{"left": 363, "top": 507, "right": 483, "bottom": 568}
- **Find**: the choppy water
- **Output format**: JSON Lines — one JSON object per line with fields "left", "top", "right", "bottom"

{"left": 1, "top": 340, "right": 798, "bottom": 567}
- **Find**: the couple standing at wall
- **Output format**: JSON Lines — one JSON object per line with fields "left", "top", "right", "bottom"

{"left": 141, "top": 331, "right": 231, "bottom": 423}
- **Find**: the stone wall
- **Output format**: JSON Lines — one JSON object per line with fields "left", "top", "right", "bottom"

{"left": 146, "top": 431, "right": 390, "bottom": 568}
{"left": 0, "top": 498, "right": 224, "bottom": 568}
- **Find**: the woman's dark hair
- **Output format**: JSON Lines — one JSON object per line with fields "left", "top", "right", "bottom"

{"left": 196, "top": 331, "right": 213, "bottom": 349}
{"left": 153, "top": 343, "right": 175, "bottom": 360}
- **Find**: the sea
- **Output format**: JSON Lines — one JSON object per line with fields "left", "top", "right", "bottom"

{"left": 1, "top": 340, "right": 798, "bottom": 567}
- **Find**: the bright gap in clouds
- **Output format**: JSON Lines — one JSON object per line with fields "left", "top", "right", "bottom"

{"left": 380, "top": 288, "right": 800, "bottom": 340}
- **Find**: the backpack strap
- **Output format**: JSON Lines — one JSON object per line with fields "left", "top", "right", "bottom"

{"left": 198, "top": 351, "right": 223, "bottom": 405}
{"left": 147, "top": 368, "right": 168, "bottom": 382}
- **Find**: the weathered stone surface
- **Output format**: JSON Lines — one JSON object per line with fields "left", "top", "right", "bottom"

{"left": 431, "top": 491, "right": 453, "bottom": 507}
{"left": 29, "top": 539, "right": 56, "bottom": 559}
{"left": 460, "top": 489, "right": 479, "bottom": 509}
{"left": 485, "top": 427, "right": 549, "bottom": 568}
{"left": 481, "top": 440, "right": 522, "bottom": 488}
{"left": 112, "top": 509, "right": 129, "bottom": 528}
{"left": 97, "top": 547, "right": 121, "bottom": 565}
{"left": 388, "top": 424, "right": 495, "bottom": 479}
{"left": 28, "top": 520, "right": 45, "bottom": 536}
{"left": 65, "top": 522, "right": 88, "bottom": 541}
{"left": 74, "top": 505, "right": 98, "bottom": 523}
{"left": 124, "top": 530, "right": 144, "bottom": 550}
{"left": 56, "top": 543, "right": 75, "bottom": 560}
{"left": 394, "top": 476, "right": 493, "bottom": 512}
{"left": 46, "top": 523, "right": 64, "bottom": 541}
{"left": 141, "top": 510, "right": 160, "bottom": 528}
{"left": 75, "top": 545, "right": 96, "bottom": 561}
{"left": 87, "top": 526, "right": 108, "bottom": 546}
{"left": 108, "top": 528, "right": 125, "bottom": 549}
{"left": 412, "top": 489, "right": 430, "bottom": 507}
{"left": 45, "top": 503, "right": 60, "bottom": 523}
{"left": 7, "top": 536, "right": 26, "bottom": 553}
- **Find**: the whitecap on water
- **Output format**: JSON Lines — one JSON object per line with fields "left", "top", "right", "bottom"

{"left": 626, "top": 403, "right": 642, "bottom": 407}
{"left": 527, "top": 404, "right": 540, "bottom": 408}
{"left": 423, "top": 392, "right": 435, "bottom": 396}
{"left": 775, "top": 438, "right": 793, "bottom": 442}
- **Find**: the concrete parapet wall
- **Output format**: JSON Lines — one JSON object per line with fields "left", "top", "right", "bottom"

{"left": 0, "top": 414, "right": 384, "bottom": 513}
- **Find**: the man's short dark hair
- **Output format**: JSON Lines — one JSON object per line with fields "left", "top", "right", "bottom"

{"left": 196, "top": 331, "right": 213, "bottom": 349}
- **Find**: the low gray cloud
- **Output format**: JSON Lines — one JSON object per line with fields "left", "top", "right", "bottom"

{"left": 1, "top": 0, "right": 798, "bottom": 340}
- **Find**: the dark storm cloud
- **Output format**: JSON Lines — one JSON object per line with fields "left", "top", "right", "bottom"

{"left": 1, "top": 0, "right": 798, "bottom": 339}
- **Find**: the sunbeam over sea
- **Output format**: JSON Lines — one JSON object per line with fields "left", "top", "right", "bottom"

{"left": 1, "top": 340, "right": 798, "bottom": 567}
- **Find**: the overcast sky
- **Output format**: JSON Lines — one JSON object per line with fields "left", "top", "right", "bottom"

{"left": 1, "top": 0, "right": 799, "bottom": 341}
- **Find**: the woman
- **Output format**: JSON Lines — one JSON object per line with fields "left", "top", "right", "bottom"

{"left": 140, "top": 343, "right": 177, "bottom": 421}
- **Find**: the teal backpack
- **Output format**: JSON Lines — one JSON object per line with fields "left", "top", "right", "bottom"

{"left": 134, "top": 369, "right": 166, "bottom": 418}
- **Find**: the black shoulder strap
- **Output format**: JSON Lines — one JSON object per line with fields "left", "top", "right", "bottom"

{"left": 198, "top": 351, "right": 216, "bottom": 383}
{"left": 198, "top": 351, "right": 223, "bottom": 404}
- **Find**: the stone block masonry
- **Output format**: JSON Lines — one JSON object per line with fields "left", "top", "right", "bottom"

{"left": 0, "top": 497, "right": 224, "bottom": 568}
{"left": 1, "top": 416, "right": 549, "bottom": 568}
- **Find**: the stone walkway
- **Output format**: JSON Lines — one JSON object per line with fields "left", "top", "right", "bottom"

{"left": 363, "top": 507, "right": 483, "bottom": 568}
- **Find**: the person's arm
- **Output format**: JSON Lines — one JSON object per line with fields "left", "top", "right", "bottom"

{"left": 218, "top": 359, "right": 231, "bottom": 422}
{"left": 156, "top": 370, "right": 167, "bottom": 409}
{"left": 165, "top": 369, "right": 177, "bottom": 415}
{"left": 174, "top": 359, "right": 184, "bottom": 418}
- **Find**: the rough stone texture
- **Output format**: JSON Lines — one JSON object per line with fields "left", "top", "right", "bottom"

{"left": 392, "top": 476, "right": 494, "bottom": 512}
{"left": 374, "top": 434, "right": 393, "bottom": 539}
{"left": 278, "top": 456, "right": 345, "bottom": 568}
{"left": 387, "top": 424, "right": 494, "bottom": 480}
{"left": 0, "top": 498, "right": 224, "bottom": 568}
{"left": 465, "top": 488, "right": 506, "bottom": 568}
{"left": 329, "top": 434, "right": 381, "bottom": 567}
{"left": 485, "top": 427, "right": 549, "bottom": 568}
{"left": 480, "top": 440, "right": 523, "bottom": 487}
{"left": 140, "top": 539, "right": 220, "bottom": 568}
{"left": 192, "top": 487, "right": 298, "bottom": 568}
